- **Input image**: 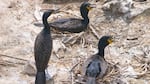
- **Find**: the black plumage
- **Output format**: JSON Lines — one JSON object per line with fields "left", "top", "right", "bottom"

{"left": 49, "top": 2, "right": 95, "bottom": 33}
{"left": 34, "top": 10, "right": 53, "bottom": 84}
{"left": 83, "top": 36, "right": 113, "bottom": 84}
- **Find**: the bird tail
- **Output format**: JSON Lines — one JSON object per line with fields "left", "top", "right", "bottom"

{"left": 86, "top": 77, "right": 96, "bottom": 84}
{"left": 35, "top": 71, "right": 46, "bottom": 84}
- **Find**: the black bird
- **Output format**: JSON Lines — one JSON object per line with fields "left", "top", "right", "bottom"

{"left": 49, "top": 2, "right": 96, "bottom": 33}
{"left": 34, "top": 10, "right": 54, "bottom": 84}
{"left": 82, "top": 36, "right": 113, "bottom": 84}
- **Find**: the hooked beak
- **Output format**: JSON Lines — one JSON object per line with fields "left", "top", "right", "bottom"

{"left": 87, "top": 4, "right": 96, "bottom": 10}
{"left": 108, "top": 36, "right": 114, "bottom": 44}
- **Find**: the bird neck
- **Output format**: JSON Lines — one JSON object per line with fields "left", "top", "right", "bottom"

{"left": 42, "top": 17, "right": 50, "bottom": 34}
{"left": 81, "top": 11, "right": 89, "bottom": 25}
{"left": 97, "top": 47, "right": 105, "bottom": 58}
{"left": 83, "top": 17, "right": 89, "bottom": 25}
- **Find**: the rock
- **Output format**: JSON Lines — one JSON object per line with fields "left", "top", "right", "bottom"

{"left": 127, "top": 78, "right": 147, "bottom": 84}
{"left": 23, "top": 61, "right": 36, "bottom": 76}
{"left": 102, "top": 0, "right": 150, "bottom": 23}
{"left": 102, "top": 0, "right": 133, "bottom": 14}
{"left": 121, "top": 66, "right": 137, "bottom": 78}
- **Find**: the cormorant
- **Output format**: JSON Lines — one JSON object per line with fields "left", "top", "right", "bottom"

{"left": 34, "top": 10, "right": 54, "bottom": 84}
{"left": 49, "top": 2, "right": 96, "bottom": 33}
{"left": 82, "top": 36, "right": 113, "bottom": 84}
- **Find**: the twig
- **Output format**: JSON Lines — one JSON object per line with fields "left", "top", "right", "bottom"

{"left": 53, "top": 52, "right": 64, "bottom": 59}
{"left": 71, "top": 32, "right": 85, "bottom": 44}
{"left": 0, "top": 61, "right": 16, "bottom": 66}
{"left": 0, "top": 54, "right": 28, "bottom": 61}
{"left": 63, "top": 32, "right": 84, "bottom": 44}
{"left": 81, "top": 36, "right": 86, "bottom": 48}
{"left": 70, "top": 62, "right": 80, "bottom": 72}
{"left": 89, "top": 24, "right": 99, "bottom": 39}
{"left": 71, "top": 71, "right": 74, "bottom": 84}
{"left": 63, "top": 35, "right": 76, "bottom": 44}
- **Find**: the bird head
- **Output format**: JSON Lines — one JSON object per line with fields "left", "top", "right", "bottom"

{"left": 80, "top": 2, "right": 96, "bottom": 13}
{"left": 98, "top": 35, "right": 114, "bottom": 49}
{"left": 42, "top": 9, "right": 60, "bottom": 19}
{"left": 80, "top": 2, "right": 96, "bottom": 19}
{"left": 42, "top": 10, "right": 53, "bottom": 19}
{"left": 81, "top": 2, "right": 96, "bottom": 11}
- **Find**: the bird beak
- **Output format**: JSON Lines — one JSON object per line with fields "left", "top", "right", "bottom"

{"left": 108, "top": 36, "right": 114, "bottom": 44}
{"left": 87, "top": 4, "right": 96, "bottom": 10}
{"left": 108, "top": 39, "right": 113, "bottom": 44}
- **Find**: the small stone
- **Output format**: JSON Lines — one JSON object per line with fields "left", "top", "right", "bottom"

{"left": 22, "top": 61, "right": 36, "bottom": 76}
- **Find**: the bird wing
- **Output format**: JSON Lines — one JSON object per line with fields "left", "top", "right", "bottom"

{"left": 86, "top": 58, "right": 101, "bottom": 77}
{"left": 82, "top": 54, "right": 108, "bottom": 79}
{"left": 49, "top": 18, "right": 84, "bottom": 30}
{"left": 34, "top": 31, "right": 52, "bottom": 71}
{"left": 98, "top": 57, "right": 108, "bottom": 78}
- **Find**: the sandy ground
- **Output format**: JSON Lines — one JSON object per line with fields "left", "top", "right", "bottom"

{"left": 0, "top": 0, "right": 150, "bottom": 84}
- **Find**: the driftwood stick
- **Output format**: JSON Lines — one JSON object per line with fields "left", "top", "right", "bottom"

{"left": 70, "top": 62, "right": 80, "bottom": 72}
{"left": 71, "top": 32, "right": 85, "bottom": 44}
{"left": 0, "top": 54, "right": 28, "bottom": 61}
{"left": 89, "top": 24, "right": 99, "bottom": 39}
